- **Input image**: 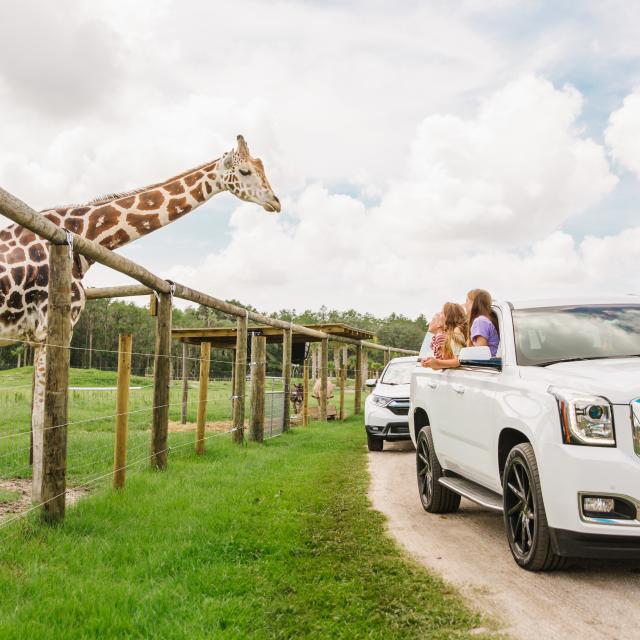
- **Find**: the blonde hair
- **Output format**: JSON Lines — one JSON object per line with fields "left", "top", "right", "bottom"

{"left": 442, "top": 302, "right": 467, "bottom": 358}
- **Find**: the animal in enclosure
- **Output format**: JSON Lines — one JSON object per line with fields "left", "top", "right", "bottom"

{"left": 290, "top": 382, "right": 304, "bottom": 414}
{"left": 0, "top": 135, "right": 280, "bottom": 501}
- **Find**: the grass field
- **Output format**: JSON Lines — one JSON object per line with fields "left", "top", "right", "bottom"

{"left": 0, "top": 366, "right": 356, "bottom": 487}
{"left": 0, "top": 417, "right": 491, "bottom": 639}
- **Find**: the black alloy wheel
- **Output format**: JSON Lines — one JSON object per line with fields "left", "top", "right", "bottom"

{"left": 503, "top": 443, "right": 566, "bottom": 571}
{"left": 416, "top": 427, "right": 460, "bottom": 513}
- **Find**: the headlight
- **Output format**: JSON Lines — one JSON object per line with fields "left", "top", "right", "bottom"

{"left": 371, "top": 395, "right": 392, "bottom": 408}
{"left": 548, "top": 387, "right": 615, "bottom": 447}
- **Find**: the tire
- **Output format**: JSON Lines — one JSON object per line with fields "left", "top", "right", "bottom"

{"left": 367, "top": 433, "right": 384, "bottom": 452}
{"left": 416, "top": 427, "right": 460, "bottom": 513}
{"left": 503, "top": 443, "right": 566, "bottom": 571}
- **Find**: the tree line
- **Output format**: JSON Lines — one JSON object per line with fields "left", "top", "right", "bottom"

{"left": 0, "top": 299, "right": 427, "bottom": 377}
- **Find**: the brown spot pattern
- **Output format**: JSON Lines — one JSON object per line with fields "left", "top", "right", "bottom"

{"left": 64, "top": 218, "right": 84, "bottom": 235}
{"left": 6, "top": 247, "right": 25, "bottom": 264}
{"left": 28, "top": 244, "right": 47, "bottom": 263}
{"left": 126, "top": 212, "right": 162, "bottom": 235}
{"left": 102, "top": 229, "right": 131, "bottom": 250}
{"left": 204, "top": 182, "right": 212, "bottom": 195}
{"left": 18, "top": 231, "right": 36, "bottom": 245}
{"left": 164, "top": 181, "right": 185, "bottom": 196}
{"left": 167, "top": 198, "right": 192, "bottom": 221}
{"left": 11, "top": 266, "right": 25, "bottom": 286}
{"left": 184, "top": 172, "right": 203, "bottom": 187}
{"left": 116, "top": 196, "right": 136, "bottom": 209}
{"left": 86, "top": 206, "right": 120, "bottom": 240}
{"left": 137, "top": 190, "right": 164, "bottom": 211}
{"left": 190, "top": 184, "right": 205, "bottom": 203}
{"left": 70, "top": 207, "right": 90, "bottom": 217}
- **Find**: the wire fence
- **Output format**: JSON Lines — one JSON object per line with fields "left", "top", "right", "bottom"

{"left": 0, "top": 334, "right": 368, "bottom": 537}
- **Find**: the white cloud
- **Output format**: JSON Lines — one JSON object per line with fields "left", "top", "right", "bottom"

{"left": 164, "top": 76, "right": 624, "bottom": 316}
{"left": 605, "top": 89, "right": 640, "bottom": 177}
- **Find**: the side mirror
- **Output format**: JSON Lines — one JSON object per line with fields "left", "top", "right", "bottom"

{"left": 365, "top": 378, "right": 377, "bottom": 388}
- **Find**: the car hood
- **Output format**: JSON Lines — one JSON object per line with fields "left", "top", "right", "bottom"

{"left": 371, "top": 382, "right": 410, "bottom": 398}
{"left": 520, "top": 358, "right": 640, "bottom": 404}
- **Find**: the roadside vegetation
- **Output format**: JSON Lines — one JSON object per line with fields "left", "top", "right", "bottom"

{"left": 0, "top": 417, "right": 490, "bottom": 639}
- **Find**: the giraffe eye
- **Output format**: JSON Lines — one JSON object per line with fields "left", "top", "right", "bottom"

{"left": 239, "top": 169, "right": 251, "bottom": 176}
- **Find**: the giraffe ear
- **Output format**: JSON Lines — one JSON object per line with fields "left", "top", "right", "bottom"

{"left": 222, "top": 151, "right": 234, "bottom": 169}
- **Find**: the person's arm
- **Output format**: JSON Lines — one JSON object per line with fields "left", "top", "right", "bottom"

{"left": 470, "top": 317, "right": 491, "bottom": 348}
{"left": 421, "top": 356, "right": 459, "bottom": 370}
{"left": 473, "top": 335, "right": 489, "bottom": 347}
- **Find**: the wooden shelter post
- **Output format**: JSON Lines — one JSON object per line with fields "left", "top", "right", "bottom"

{"left": 302, "top": 361, "right": 309, "bottom": 427}
{"left": 181, "top": 342, "right": 188, "bottom": 424}
{"left": 319, "top": 337, "right": 328, "bottom": 421}
{"left": 233, "top": 314, "right": 248, "bottom": 444}
{"left": 151, "top": 291, "right": 172, "bottom": 470}
{"left": 282, "top": 326, "right": 292, "bottom": 432}
{"left": 250, "top": 334, "right": 266, "bottom": 442}
{"left": 354, "top": 344, "right": 363, "bottom": 416}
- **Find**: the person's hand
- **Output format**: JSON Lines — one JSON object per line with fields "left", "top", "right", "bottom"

{"left": 421, "top": 357, "right": 435, "bottom": 369}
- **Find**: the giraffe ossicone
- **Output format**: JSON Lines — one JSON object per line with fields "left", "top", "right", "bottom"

{"left": 0, "top": 135, "right": 280, "bottom": 504}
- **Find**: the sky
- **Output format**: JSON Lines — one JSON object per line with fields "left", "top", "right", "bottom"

{"left": 1, "top": 0, "right": 640, "bottom": 317}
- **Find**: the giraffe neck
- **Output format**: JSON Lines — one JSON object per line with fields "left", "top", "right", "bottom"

{"left": 46, "top": 159, "right": 226, "bottom": 258}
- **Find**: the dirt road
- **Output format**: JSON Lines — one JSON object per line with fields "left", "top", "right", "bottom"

{"left": 368, "top": 442, "right": 640, "bottom": 640}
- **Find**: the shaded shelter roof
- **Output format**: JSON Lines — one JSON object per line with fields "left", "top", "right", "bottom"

{"left": 172, "top": 322, "right": 374, "bottom": 348}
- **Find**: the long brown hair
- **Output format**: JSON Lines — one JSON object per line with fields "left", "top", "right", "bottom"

{"left": 442, "top": 302, "right": 467, "bottom": 358}
{"left": 467, "top": 289, "right": 499, "bottom": 336}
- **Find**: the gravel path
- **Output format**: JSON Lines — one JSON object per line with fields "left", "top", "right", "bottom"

{"left": 368, "top": 442, "right": 640, "bottom": 640}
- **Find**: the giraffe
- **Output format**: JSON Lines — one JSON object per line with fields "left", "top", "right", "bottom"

{"left": 0, "top": 135, "right": 280, "bottom": 502}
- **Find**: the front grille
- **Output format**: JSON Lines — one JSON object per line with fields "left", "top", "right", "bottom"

{"left": 387, "top": 398, "right": 410, "bottom": 416}
{"left": 632, "top": 399, "right": 640, "bottom": 458}
{"left": 388, "top": 422, "right": 409, "bottom": 434}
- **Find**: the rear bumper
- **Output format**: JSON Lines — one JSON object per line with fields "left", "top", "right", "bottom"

{"left": 365, "top": 423, "right": 411, "bottom": 441}
{"left": 550, "top": 528, "right": 640, "bottom": 559}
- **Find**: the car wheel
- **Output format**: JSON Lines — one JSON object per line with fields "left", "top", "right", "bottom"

{"left": 367, "top": 433, "right": 384, "bottom": 452}
{"left": 503, "top": 443, "right": 566, "bottom": 571}
{"left": 416, "top": 427, "right": 460, "bottom": 513}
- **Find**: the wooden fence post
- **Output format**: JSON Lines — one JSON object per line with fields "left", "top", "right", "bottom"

{"left": 151, "top": 291, "right": 172, "bottom": 470}
{"left": 319, "top": 337, "right": 328, "bottom": 421}
{"left": 233, "top": 314, "right": 248, "bottom": 444}
{"left": 302, "top": 361, "right": 309, "bottom": 427}
{"left": 113, "top": 333, "right": 132, "bottom": 489}
{"left": 250, "top": 334, "right": 266, "bottom": 442}
{"left": 195, "top": 342, "right": 211, "bottom": 454}
{"left": 354, "top": 344, "right": 363, "bottom": 415}
{"left": 39, "top": 241, "right": 72, "bottom": 521}
{"left": 339, "top": 363, "right": 346, "bottom": 421}
{"left": 363, "top": 349, "right": 369, "bottom": 389}
{"left": 181, "top": 342, "right": 188, "bottom": 424}
{"left": 282, "top": 327, "right": 292, "bottom": 432}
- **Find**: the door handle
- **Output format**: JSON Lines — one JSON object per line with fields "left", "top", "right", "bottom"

{"left": 427, "top": 380, "right": 438, "bottom": 389}
{"left": 452, "top": 384, "right": 465, "bottom": 395}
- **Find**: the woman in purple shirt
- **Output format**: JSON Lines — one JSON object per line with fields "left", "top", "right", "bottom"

{"left": 466, "top": 289, "right": 500, "bottom": 357}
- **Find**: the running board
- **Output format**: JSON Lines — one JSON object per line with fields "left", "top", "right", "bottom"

{"left": 438, "top": 477, "right": 503, "bottom": 513}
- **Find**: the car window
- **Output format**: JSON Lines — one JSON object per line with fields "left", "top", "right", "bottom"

{"left": 380, "top": 361, "right": 418, "bottom": 385}
{"left": 513, "top": 305, "right": 640, "bottom": 366}
{"left": 419, "top": 332, "right": 434, "bottom": 358}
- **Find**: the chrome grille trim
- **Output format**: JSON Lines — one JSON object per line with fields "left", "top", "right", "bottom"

{"left": 632, "top": 399, "right": 640, "bottom": 459}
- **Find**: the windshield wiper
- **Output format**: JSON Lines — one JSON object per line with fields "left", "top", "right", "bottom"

{"left": 534, "top": 355, "right": 634, "bottom": 367}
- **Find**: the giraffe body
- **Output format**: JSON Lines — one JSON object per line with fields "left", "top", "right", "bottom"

{"left": 0, "top": 136, "right": 279, "bottom": 503}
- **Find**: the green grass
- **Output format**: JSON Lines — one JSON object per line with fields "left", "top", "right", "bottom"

{"left": 0, "top": 366, "right": 357, "bottom": 485}
{"left": 0, "top": 419, "right": 488, "bottom": 639}
{"left": 0, "top": 489, "right": 20, "bottom": 504}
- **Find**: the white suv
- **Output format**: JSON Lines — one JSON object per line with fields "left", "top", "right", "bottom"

{"left": 364, "top": 356, "right": 418, "bottom": 451}
{"left": 409, "top": 297, "right": 640, "bottom": 571}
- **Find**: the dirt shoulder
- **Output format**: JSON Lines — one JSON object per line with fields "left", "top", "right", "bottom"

{"left": 368, "top": 442, "right": 640, "bottom": 640}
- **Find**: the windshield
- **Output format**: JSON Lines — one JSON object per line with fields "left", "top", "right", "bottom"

{"left": 419, "top": 332, "right": 434, "bottom": 358}
{"left": 513, "top": 305, "right": 640, "bottom": 366}
{"left": 380, "top": 361, "right": 418, "bottom": 385}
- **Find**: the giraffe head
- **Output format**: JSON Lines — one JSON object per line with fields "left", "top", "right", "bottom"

{"left": 220, "top": 135, "right": 281, "bottom": 213}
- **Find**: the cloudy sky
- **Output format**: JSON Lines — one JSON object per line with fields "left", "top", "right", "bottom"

{"left": 1, "top": 0, "right": 640, "bottom": 317}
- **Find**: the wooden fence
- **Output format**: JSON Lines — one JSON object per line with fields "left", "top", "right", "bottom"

{"left": 0, "top": 186, "right": 418, "bottom": 522}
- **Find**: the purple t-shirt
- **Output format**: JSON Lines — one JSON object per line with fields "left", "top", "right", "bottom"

{"left": 470, "top": 315, "right": 500, "bottom": 357}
